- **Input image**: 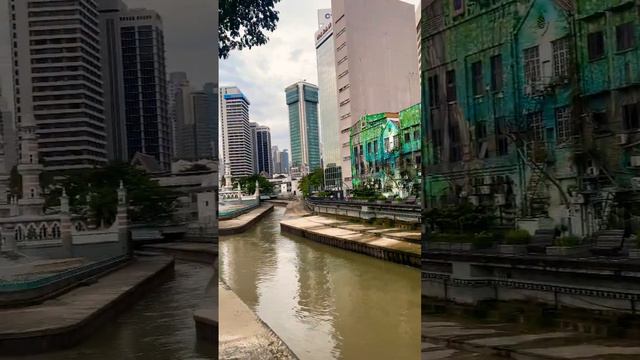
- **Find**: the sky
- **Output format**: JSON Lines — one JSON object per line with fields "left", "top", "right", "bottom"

{"left": 220, "top": 0, "right": 419, "bottom": 152}
{"left": 0, "top": 0, "right": 218, "bottom": 111}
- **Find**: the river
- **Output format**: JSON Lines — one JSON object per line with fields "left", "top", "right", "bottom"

{"left": 219, "top": 206, "right": 421, "bottom": 360}
{"left": 11, "top": 261, "right": 217, "bottom": 360}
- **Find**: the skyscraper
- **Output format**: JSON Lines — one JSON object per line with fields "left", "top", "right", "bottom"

{"left": 168, "top": 71, "right": 188, "bottom": 157}
{"left": 280, "top": 149, "right": 289, "bottom": 174}
{"left": 330, "top": 0, "right": 420, "bottom": 189}
{"left": 11, "top": 0, "right": 108, "bottom": 171}
{"left": 255, "top": 125, "right": 272, "bottom": 176}
{"left": 250, "top": 122, "right": 258, "bottom": 174}
{"left": 271, "top": 145, "right": 281, "bottom": 174}
{"left": 98, "top": 0, "right": 128, "bottom": 162}
{"left": 0, "top": 85, "right": 16, "bottom": 173}
{"left": 119, "top": 9, "right": 171, "bottom": 169}
{"left": 203, "top": 82, "right": 219, "bottom": 161}
{"left": 175, "top": 89, "right": 215, "bottom": 161}
{"left": 315, "top": 9, "right": 342, "bottom": 191}
{"left": 285, "top": 81, "right": 321, "bottom": 175}
{"left": 220, "top": 86, "right": 253, "bottom": 177}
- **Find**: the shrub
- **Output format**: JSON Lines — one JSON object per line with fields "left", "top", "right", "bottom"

{"left": 473, "top": 231, "right": 496, "bottom": 249}
{"left": 554, "top": 235, "right": 582, "bottom": 247}
{"left": 504, "top": 229, "right": 531, "bottom": 245}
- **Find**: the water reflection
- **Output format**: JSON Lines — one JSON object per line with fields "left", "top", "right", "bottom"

{"left": 220, "top": 207, "right": 420, "bottom": 360}
{"left": 9, "top": 261, "right": 216, "bottom": 360}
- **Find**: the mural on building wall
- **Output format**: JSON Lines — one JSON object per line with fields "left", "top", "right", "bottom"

{"left": 421, "top": 0, "right": 640, "bottom": 236}
{"left": 350, "top": 104, "right": 421, "bottom": 198}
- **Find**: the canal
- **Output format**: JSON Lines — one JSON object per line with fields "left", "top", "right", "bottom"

{"left": 220, "top": 206, "right": 421, "bottom": 360}
{"left": 10, "top": 261, "right": 216, "bottom": 360}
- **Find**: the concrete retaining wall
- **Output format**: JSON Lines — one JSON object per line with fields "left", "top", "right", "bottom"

{"left": 0, "top": 258, "right": 175, "bottom": 355}
{"left": 281, "top": 223, "right": 420, "bottom": 268}
{"left": 219, "top": 205, "right": 274, "bottom": 236}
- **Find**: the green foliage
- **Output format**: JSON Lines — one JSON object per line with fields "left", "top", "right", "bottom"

{"left": 298, "top": 168, "right": 324, "bottom": 197}
{"left": 48, "top": 162, "right": 177, "bottom": 225}
{"left": 504, "top": 230, "right": 532, "bottom": 245}
{"left": 553, "top": 236, "right": 582, "bottom": 247}
{"left": 425, "top": 203, "right": 496, "bottom": 233}
{"left": 219, "top": 0, "right": 281, "bottom": 58}
{"left": 237, "top": 174, "right": 274, "bottom": 195}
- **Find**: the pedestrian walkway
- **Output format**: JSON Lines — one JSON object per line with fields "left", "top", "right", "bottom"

{"left": 220, "top": 204, "right": 274, "bottom": 235}
{"left": 422, "top": 316, "right": 640, "bottom": 359}
{"left": 219, "top": 282, "right": 296, "bottom": 359}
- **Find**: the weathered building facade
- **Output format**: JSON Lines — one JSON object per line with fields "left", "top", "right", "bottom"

{"left": 421, "top": 0, "right": 640, "bottom": 236}
{"left": 350, "top": 104, "right": 421, "bottom": 197}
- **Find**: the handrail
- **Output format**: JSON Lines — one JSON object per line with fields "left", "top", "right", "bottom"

{"left": 0, "top": 255, "right": 129, "bottom": 292}
{"left": 307, "top": 198, "right": 421, "bottom": 212}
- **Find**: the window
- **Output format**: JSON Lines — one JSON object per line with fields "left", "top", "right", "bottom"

{"left": 449, "top": 124, "right": 461, "bottom": 162}
{"left": 432, "top": 129, "right": 443, "bottom": 164}
{"left": 428, "top": 75, "right": 440, "bottom": 107}
{"left": 523, "top": 46, "right": 541, "bottom": 85}
{"left": 623, "top": 103, "right": 640, "bottom": 130}
{"left": 495, "top": 117, "right": 509, "bottom": 156}
{"left": 490, "top": 55, "right": 503, "bottom": 91}
{"left": 555, "top": 107, "right": 571, "bottom": 144}
{"left": 552, "top": 37, "right": 570, "bottom": 78}
{"left": 529, "top": 112, "right": 544, "bottom": 142}
{"left": 476, "top": 121, "right": 488, "bottom": 159}
{"left": 588, "top": 31, "right": 605, "bottom": 60}
{"left": 616, "top": 22, "right": 635, "bottom": 51}
{"left": 471, "top": 61, "right": 483, "bottom": 95}
{"left": 384, "top": 137, "right": 390, "bottom": 151}
{"left": 446, "top": 70, "right": 456, "bottom": 101}
{"left": 404, "top": 132, "right": 411, "bottom": 142}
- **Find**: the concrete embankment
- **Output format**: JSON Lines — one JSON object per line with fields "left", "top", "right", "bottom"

{"left": 220, "top": 203, "right": 274, "bottom": 235}
{"left": 219, "top": 281, "right": 297, "bottom": 359}
{"left": 0, "top": 256, "right": 174, "bottom": 355}
{"left": 142, "top": 242, "right": 217, "bottom": 264}
{"left": 280, "top": 215, "right": 420, "bottom": 267}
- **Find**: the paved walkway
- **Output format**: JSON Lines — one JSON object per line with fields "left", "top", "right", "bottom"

{"left": 0, "top": 256, "right": 172, "bottom": 338}
{"left": 280, "top": 215, "right": 421, "bottom": 256}
{"left": 219, "top": 282, "right": 296, "bottom": 359}
{"left": 219, "top": 204, "right": 274, "bottom": 235}
{"left": 423, "top": 315, "right": 640, "bottom": 359}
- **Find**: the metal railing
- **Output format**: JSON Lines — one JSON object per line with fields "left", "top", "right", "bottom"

{"left": 0, "top": 255, "right": 129, "bottom": 293}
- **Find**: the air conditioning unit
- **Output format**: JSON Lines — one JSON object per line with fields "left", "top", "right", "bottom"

{"left": 479, "top": 185, "right": 491, "bottom": 194}
{"left": 572, "top": 194, "right": 585, "bottom": 204}
{"left": 586, "top": 166, "right": 600, "bottom": 177}
{"left": 631, "top": 177, "right": 640, "bottom": 190}
{"left": 468, "top": 195, "right": 479, "bottom": 206}
{"left": 618, "top": 133, "right": 629, "bottom": 145}
{"left": 631, "top": 155, "right": 640, "bottom": 167}
{"left": 494, "top": 193, "right": 506, "bottom": 206}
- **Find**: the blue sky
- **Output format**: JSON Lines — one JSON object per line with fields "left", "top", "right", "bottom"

{"left": 220, "top": 0, "right": 419, "bottom": 151}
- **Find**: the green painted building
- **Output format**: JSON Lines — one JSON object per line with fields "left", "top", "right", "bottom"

{"left": 350, "top": 104, "right": 421, "bottom": 197}
{"left": 421, "top": 0, "right": 640, "bottom": 236}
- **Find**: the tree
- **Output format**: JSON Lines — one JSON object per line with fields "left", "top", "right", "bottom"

{"left": 299, "top": 168, "right": 324, "bottom": 198}
{"left": 237, "top": 174, "right": 274, "bottom": 195}
{"left": 219, "top": 0, "right": 281, "bottom": 59}
{"left": 47, "top": 163, "right": 178, "bottom": 226}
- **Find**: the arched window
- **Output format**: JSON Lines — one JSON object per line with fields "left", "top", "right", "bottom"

{"left": 74, "top": 222, "right": 85, "bottom": 232}
{"left": 51, "top": 223, "right": 61, "bottom": 238}
{"left": 39, "top": 224, "right": 47, "bottom": 239}
{"left": 15, "top": 226, "right": 23, "bottom": 242}
{"left": 26, "top": 224, "right": 37, "bottom": 240}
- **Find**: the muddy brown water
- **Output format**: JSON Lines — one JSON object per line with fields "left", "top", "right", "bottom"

{"left": 220, "top": 207, "right": 420, "bottom": 360}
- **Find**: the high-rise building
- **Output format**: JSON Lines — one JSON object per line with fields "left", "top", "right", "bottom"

{"left": 175, "top": 89, "right": 215, "bottom": 161}
{"left": 315, "top": 9, "right": 342, "bottom": 191}
{"left": 10, "top": 0, "right": 108, "bottom": 171}
{"left": 118, "top": 9, "right": 171, "bottom": 169}
{"left": 249, "top": 122, "right": 258, "bottom": 174}
{"left": 271, "top": 145, "right": 281, "bottom": 174}
{"left": 280, "top": 149, "right": 289, "bottom": 174}
{"left": 0, "top": 86, "right": 16, "bottom": 173}
{"left": 203, "top": 82, "right": 218, "bottom": 161}
{"left": 285, "top": 81, "right": 321, "bottom": 175}
{"left": 168, "top": 71, "right": 188, "bottom": 157}
{"left": 98, "top": 0, "right": 128, "bottom": 162}
{"left": 220, "top": 86, "right": 253, "bottom": 177}
{"left": 255, "top": 125, "right": 272, "bottom": 176}
{"left": 330, "top": 0, "right": 420, "bottom": 190}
